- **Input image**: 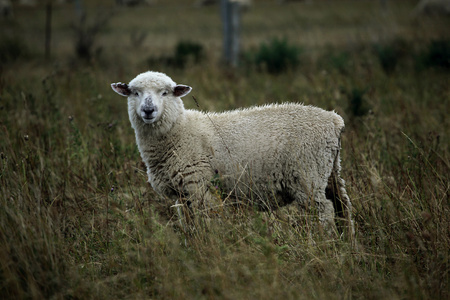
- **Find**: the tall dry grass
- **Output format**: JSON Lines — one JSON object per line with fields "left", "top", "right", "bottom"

{"left": 1, "top": 1, "right": 448, "bottom": 299}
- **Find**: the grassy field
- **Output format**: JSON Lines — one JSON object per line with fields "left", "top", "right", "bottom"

{"left": 1, "top": 0, "right": 449, "bottom": 299}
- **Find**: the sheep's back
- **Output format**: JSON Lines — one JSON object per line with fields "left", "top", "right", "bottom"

{"left": 192, "top": 103, "right": 344, "bottom": 200}
{"left": 207, "top": 103, "right": 343, "bottom": 158}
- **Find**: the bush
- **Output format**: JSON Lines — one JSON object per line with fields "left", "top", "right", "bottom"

{"left": 419, "top": 39, "right": 450, "bottom": 69}
{"left": 172, "top": 40, "right": 204, "bottom": 67}
{"left": 147, "top": 40, "right": 204, "bottom": 69}
{"left": 373, "top": 39, "right": 408, "bottom": 74}
{"left": 0, "top": 36, "right": 29, "bottom": 64}
{"left": 71, "top": 12, "right": 112, "bottom": 61}
{"left": 344, "top": 87, "right": 371, "bottom": 119}
{"left": 319, "top": 49, "right": 351, "bottom": 74}
{"left": 249, "top": 37, "right": 301, "bottom": 74}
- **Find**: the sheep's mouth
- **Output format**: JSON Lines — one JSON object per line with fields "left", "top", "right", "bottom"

{"left": 140, "top": 111, "right": 157, "bottom": 123}
{"left": 142, "top": 116, "right": 155, "bottom": 124}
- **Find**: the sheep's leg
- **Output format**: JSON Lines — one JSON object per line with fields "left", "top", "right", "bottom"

{"left": 314, "top": 193, "right": 338, "bottom": 237}
{"left": 173, "top": 191, "right": 222, "bottom": 247}
{"left": 173, "top": 199, "right": 189, "bottom": 247}
{"left": 334, "top": 175, "right": 355, "bottom": 238}
{"left": 174, "top": 175, "right": 224, "bottom": 235}
{"left": 172, "top": 190, "right": 221, "bottom": 237}
{"left": 187, "top": 186, "right": 224, "bottom": 216}
{"left": 291, "top": 189, "right": 337, "bottom": 237}
{"left": 174, "top": 199, "right": 188, "bottom": 231}
{"left": 173, "top": 168, "right": 224, "bottom": 213}
{"left": 182, "top": 171, "right": 222, "bottom": 210}
{"left": 326, "top": 152, "right": 355, "bottom": 239}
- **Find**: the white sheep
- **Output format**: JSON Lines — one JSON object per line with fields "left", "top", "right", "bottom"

{"left": 111, "top": 71, "right": 354, "bottom": 236}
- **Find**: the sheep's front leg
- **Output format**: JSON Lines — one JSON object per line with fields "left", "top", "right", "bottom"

{"left": 173, "top": 171, "right": 224, "bottom": 234}
{"left": 184, "top": 179, "right": 224, "bottom": 216}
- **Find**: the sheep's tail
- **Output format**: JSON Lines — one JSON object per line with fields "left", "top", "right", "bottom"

{"left": 326, "top": 142, "right": 355, "bottom": 240}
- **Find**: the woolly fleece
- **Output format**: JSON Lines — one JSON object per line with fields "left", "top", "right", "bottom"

{"left": 111, "top": 71, "right": 354, "bottom": 234}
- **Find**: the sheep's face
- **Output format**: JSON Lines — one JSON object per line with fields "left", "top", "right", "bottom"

{"left": 111, "top": 71, "right": 192, "bottom": 125}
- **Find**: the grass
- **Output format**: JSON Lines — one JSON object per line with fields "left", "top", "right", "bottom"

{"left": 0, "top": 0, "right": 449, "bottom": 299}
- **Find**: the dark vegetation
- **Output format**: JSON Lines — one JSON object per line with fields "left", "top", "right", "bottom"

{"left": 0, "top": 1, "right": 448, "bottom": 299}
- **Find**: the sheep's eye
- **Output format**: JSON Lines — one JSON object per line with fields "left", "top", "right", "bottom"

{"left": 162, "top": 91, "right": 168, "bottom": 96}
{"left": 134, "top": 91, "right": 139, "bottom": 96}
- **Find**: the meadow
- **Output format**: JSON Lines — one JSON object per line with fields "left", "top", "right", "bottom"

{"left": 0, "top": 0, "right": 449, "bottom": 299}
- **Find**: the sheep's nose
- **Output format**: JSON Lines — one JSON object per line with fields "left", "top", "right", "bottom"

{"left": 142, "top": 107, "right": 155, "bottom": 115}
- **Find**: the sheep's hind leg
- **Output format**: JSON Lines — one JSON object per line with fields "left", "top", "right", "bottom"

{"left": 315, "top": 193, "right": 338, "bottom": 237}
{"left": 326, "top": 154, "right": 355, "bottom": 239}
{"left": 291, "top": 190, "right": 337, "bottom": 238}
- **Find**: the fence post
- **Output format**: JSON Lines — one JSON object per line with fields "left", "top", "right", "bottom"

{"left": 44, "top": 0, "right": 52, "bottom": 59}
{"left": 221, "top": 0, "right": 241, "bottom": 67}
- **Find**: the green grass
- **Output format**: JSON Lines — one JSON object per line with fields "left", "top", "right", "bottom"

{"left": 0, "top": 1, "right": 449, "bottom": 299}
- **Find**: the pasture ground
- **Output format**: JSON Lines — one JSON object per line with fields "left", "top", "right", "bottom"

{"left": 0, "top": 1, "right": 449, "bottom": 299}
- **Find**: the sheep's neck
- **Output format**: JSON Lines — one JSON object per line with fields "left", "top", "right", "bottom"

{"left": 134, "top": 119, "right": 181, "bottom": 172}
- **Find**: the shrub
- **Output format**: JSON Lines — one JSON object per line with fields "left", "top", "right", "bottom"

{"left": 375, "top": 44, "right": 398, "bottom": 74}
{"left": 170, "top": 40, "right": 204, "bottom": 68}
{"left": 344, "top": 87, "right": 370, "bottom": 119}
{"left": 319, "top": 49, "right": 351, "bottom": 74}
{"left": 174, "top": 40, "right": 204, "bottom": 65}
{"left": 419, "top": 39, "right": 450, "bottom": 69}
{"left": 373, "top": 39, "right": 408, "bottom": 74}
{"left": 147, "top": 40, "right": 204, "bottom": 69}
{"left": 0, "top": 35, "right": 29, "bottom": 64}
{"left": 250, "top": 37, "right": 301, "bottom": 74}
{"left": 71, "top": 12, "right": 113, "bottom": 61}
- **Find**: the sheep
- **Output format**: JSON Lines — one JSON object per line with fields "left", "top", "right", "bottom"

{"left": 111, "top": 71, "right": 354, "bottom": 237}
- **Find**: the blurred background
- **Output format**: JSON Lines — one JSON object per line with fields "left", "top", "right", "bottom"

{"left": 0, "top": 1, "right": 449, "bottom": 299}
{"left": 1, "top": 0, "right": 449, "bottom": 110}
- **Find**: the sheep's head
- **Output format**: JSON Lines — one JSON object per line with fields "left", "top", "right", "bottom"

{"left": 111, "top": 71, "right": 191, "bottom": 125}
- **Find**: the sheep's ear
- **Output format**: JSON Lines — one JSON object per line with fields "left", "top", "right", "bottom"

{"left": 173, "top": 85, "right": 192, "bottom": 98}
{"left": 111, "top": 82, "right": 131, "bottom": 97}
